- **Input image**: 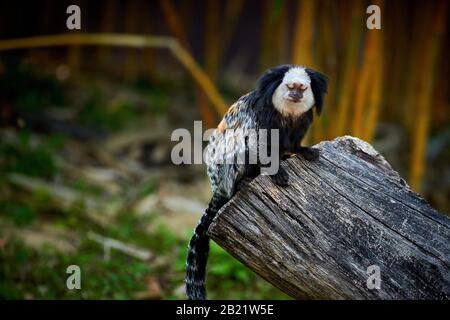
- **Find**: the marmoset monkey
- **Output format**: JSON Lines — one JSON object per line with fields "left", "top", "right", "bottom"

{"left": 186, "top": 64, "right": 328, "bottom": 300}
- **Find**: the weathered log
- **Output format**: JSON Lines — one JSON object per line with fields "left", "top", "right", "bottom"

{"left": 208, "top": 136, "right": 450, "bottom": 299}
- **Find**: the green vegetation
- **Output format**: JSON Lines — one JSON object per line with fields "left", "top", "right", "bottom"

{"left": 0, "top": 203, "right": 289, "bottom": 299}
{"left": 78, "top": 90, "right": 138, "bottom": 132}
{"left": 0, "top": 59, "right": 64, "bottom": 112}
{"left": 0, "top": 129, "right": 61, "bottom": 178}
{"left": 0, "top": 238, "right": 152, "bottom": 299}
{"left": 0, "top": 62, "right": 288, "bottom": 300}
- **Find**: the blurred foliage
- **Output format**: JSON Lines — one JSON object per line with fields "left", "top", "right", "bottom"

{"left": 77, "top": 87, "right": 139, "bottom": 132}
{"left": 0, "top": 239, "right": 152, "bottom": 299}
{"left": 11, "top": 205, "right": 37, "bottom": 226}
{"left": 0, "top": 129, "right": 61, "bottom": 178}
{"left": 0, "top": 57, "right": 64, "bottom": 112}
{"left": 0, "top": 76, "right": 288, "bottom": 299}
{"left": 0, "top": 201, "right": 289, "bottom": 299}
{"left": 133, "top": 78, "right": 170, "bottom": 115}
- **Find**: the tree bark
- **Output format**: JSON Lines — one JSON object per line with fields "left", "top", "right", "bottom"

{"left": 208, "top": 136, "right": 450, "bottom": 299}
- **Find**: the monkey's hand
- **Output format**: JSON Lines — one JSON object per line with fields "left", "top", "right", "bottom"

{"left": 270, "top": 166, "right": 289, "bottom": 187}
{"left": 296, "top": 146, "right": 320, "bottom": 161}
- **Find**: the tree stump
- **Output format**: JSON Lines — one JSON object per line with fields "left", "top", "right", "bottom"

{"left": 207, "top": 136, "right": 450, "bottom": 299}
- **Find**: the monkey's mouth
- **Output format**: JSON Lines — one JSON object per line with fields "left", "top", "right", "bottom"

{"left": 287, "top": 97, "right": 302, "bottom": 103}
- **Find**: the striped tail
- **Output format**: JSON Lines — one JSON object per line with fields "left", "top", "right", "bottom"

{"left": 186, "top": 193, "right": 227, "bottom": 300}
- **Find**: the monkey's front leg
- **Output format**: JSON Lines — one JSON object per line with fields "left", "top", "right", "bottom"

{"left": 270, "top": 166, "right": 289, "bottom": 186}
{"left": 259, "top": 160, "right": 290, "bottom": 187}
{"left": 295, "top": 146, "right": 320, "bottom": 161}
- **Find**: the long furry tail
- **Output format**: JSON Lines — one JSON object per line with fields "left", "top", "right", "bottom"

{"left": 186, "top": 193, "right": 227, "bottom": 300}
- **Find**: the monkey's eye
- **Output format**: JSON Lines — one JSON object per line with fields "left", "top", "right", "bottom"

{"left": 286, "top": 83, "right": 295, "bottom": 90}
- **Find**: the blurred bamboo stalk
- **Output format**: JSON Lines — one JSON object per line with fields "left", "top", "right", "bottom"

{"left": 317, "top": 0, "right": 336, "bottom": 141}
{"left": 142, "top": 2, "right": 157, "bottom": 80}
{"left": 124, "top": 0, "right": 140, "bottom": 81}
{"left": 159, "top": 0, "right": 217, "bottom": 127}
{"left": 170, "top": 40, "right": 228, "bottom": 116}
{"left": 362, "top": 64, "right": 382, "bottom": 143}
{"left": 259, "top": 0, "right": 285, "bottom": 71}
{"left": 159, "top": 0, "right": 190, "bottom": 48}
{"left": 203, "top": 0, "right": 246, "bottom": 80}
{"left": 67, "top": 44, "right": 81, "bottom": 75}
{"left": 204, "top": 0, "right": 245, "bottom": 123}
{"left": 333, "top": 0, "right": 363, "bottom": 137}
{"left": 274, "top": 0, "right": 289, "bottom": 65}
{"left": 385, "top": 0, "right": 407, "bottom": 121}
{"left": 180, "top": 0, "right": 194, "bottom": 27}
{"left": 292, "top": 0, "right": 314, "bottom": 68}
{"left": 432, "top": 64, "right": 448, "bottom": 127}
{"left": 260, "top": 0, "right": 274, "bottom": 70}
{"left": 361, "top": 0, "right": 384, "bottom": 143}
{"left": 29, "top": 0, "right": 55, "bottom": 64}
{"left": 292, "top": 0, "right": 315, "bottom": 144}
{"left": 310, "top": 0, "right": 334, "bottom": 143}
{"left": 401, "top": 1, "right": 424, "bottom": 132}
{"left": 409, "top": 0, "right": 448, "bottom": 192}
{"left": 0, "top": 33, "right": 228, "bottom": 115}
{"left": 96, "top": 0, "right": 116, "bottom": 65}
{"left": 362, "top": 52, "right": 383, "bottom": 143}
{"left": 205, "top": 0, "right": 221, "bottom": 80}
{"left": 221, "top": 0, "right": 245, "bottom": 59}
{"left": 351, "top": 22, "right": 380, "bottom": 137}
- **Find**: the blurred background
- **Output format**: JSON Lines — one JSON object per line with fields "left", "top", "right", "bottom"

{"left": 0, "top": 0, "right": 448, "bottom": 299}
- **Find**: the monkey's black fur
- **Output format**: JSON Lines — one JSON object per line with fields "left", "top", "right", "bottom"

{"left": 185, "top": 193, "right": 227, "bottom": 300}
{"left": 186, "top": 65, "right": 328, "bottom": 300}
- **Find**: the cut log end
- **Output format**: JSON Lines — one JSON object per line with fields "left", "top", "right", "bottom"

{"left": 208, "top": 136, "right": 450, "bottom": 300}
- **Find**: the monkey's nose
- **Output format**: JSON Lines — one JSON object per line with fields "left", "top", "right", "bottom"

{"left": 287, "top": 82, "right": 306, "bottom": 90}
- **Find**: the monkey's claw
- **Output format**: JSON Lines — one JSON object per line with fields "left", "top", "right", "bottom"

{"left": 271, "top": 167, "right": 289, "bottom": 187}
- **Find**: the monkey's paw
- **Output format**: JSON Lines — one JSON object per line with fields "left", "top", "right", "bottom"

{"left": 270, "top": 167, "right": 289, "bottom": 187}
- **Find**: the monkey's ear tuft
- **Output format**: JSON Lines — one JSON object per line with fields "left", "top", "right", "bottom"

{"left": 306, "top": 68, "right": 328, "bottom": 115}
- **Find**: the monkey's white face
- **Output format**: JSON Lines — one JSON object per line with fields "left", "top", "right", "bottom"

{"left": 272, "top": 67, "right": 315, "bottom": 117}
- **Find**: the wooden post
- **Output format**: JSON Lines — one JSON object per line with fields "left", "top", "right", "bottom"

{"left": 208, "top": 136, "right": 450, "bottom": 299}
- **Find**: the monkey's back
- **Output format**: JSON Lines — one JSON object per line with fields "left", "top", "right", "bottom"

{"left": 205, "top": 94, "right": 259, "bottom": 199}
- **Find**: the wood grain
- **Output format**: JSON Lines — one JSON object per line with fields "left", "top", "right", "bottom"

{"left": 208, "top": 136, "right": 450, "bottom": 299}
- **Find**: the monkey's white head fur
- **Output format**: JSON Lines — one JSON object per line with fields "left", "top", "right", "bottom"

{"left": 272, "top": 67, "right": 315, "bottom": 117}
